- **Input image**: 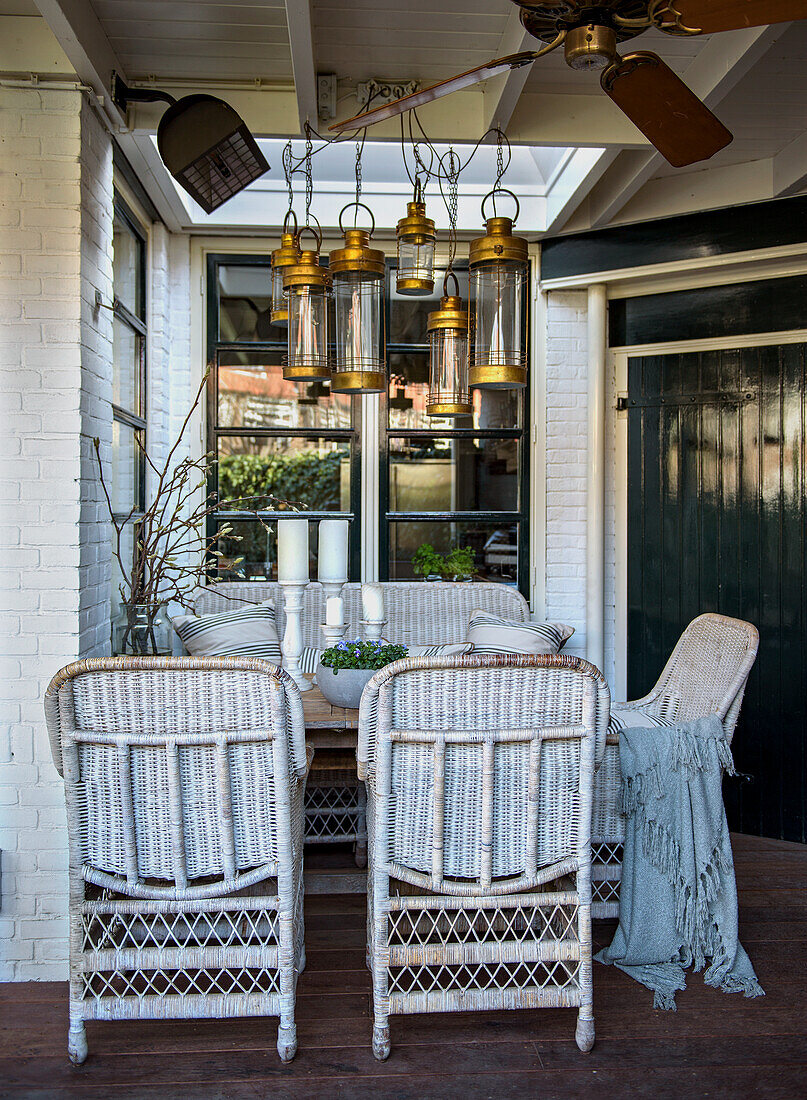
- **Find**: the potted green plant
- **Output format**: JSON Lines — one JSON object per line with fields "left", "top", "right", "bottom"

{"left": 316, "top": 638, "right": 408, "bottom": 709}
{"left": 444, "top": 545, "right": 475, "bottom": 582}
{"left": 411, "top": 543, "right": 446, "bottom": 581}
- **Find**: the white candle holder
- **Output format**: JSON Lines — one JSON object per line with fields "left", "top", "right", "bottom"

{"left": 279, "top": 581, "right": 313, "bottom": 692}
{"left": 321, "top": 620, "right": 346, "bottom": 650}
{"left": 320, "top": 578, "right": 346, "bottom": 605}
{"left": 361, "top": 618, "right": 387, "bottom": 643}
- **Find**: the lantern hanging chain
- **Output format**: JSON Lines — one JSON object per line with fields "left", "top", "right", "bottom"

{"left": 304, "top": 121, "right": 314, "bottom": 227}
{"left": 439, "top": 147, "right": 460, "bottom": 295}
{"left": 282, "top": 140, "right": 294, "bottom": 219}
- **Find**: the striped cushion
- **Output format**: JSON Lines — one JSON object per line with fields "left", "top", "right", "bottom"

{"left": 466, "top": 611, "right": 574, "bottom": 656}
{"left": 407, "top": 642, "right": 473, "bottom": 658}
{"left": 608, "top": 706, "right": 675, "bottom": 737}
{"left": 300, "top": 646, "right": 323, "bottom": 674}
{"left": 171, "top": 600, "right": 281, "bottom": 661}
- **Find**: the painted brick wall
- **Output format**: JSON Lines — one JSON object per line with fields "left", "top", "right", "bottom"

{"left": 0, "top": 88, "right": 193, "bottom": 980}
{"left": 543, "top": 289, "right": 617, "bottom": 686}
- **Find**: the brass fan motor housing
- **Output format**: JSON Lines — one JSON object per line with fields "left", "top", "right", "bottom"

{"left": 516, "top": 0, "right": 648, "bottom": 47}
{"left": 564, "top": 24, "right": 618, "bottom": 69}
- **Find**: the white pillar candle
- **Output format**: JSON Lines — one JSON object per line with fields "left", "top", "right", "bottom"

{"left": 362, "top": 583, "right": 385, "bottom": 621}
{"left": 325, "top": 595, "right": 344, "bottom": 627}
{"left": 318, "top": 518, "right": 349, "bottom": 583}
{"left": 277, "top": 518, "right": 309, "bottom": 583}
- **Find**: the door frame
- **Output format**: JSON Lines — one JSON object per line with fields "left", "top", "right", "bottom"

{"left": 610, "top": 326, "right": 807, "bottom": 702}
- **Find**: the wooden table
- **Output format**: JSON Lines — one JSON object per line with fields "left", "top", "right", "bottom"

{"left": 300, "top": 683, "right": 365, "bottom": 892}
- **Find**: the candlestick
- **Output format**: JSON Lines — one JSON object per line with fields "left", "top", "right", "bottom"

{"left": 361, "top": 618, "right": 387, "bottom": 643}
{"left": 279, "top": 581, "right": 313, "bottom": 692}
{"left": 320, "top": 617, "right": 345, "bottom": 650}
{"left": 277, "top": 517, "right": 309, "bottom": 584}
{"left": 318, "top": 519, "right": 349, "bottom": 584}
{"left": 361, "top": 582, "right": 384, "bottom": 622}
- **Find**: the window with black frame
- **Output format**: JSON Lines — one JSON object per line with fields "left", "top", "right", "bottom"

{"left": 110, "top": 198, "right": 147, "bottom": 625}
{"left": 207, "top": 254, "right": 361, "bottom": 581}
{"left": 383, "top": 263, "right": 528, "bottom": 592}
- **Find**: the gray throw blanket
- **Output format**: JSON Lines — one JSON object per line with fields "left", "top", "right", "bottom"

{"left": 595, "top": 713, "right": 764, "bottom": 1009}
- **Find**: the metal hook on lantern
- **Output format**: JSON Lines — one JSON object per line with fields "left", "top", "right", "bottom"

{"left": 480, "top": 186, "right": 521, "bottom": 227}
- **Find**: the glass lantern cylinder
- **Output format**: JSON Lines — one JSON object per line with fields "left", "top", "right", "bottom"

{"left": 283, "top": 249, "right": 332, "bottom": 381}
{"left": 329, "top": 223, "right": 386, "bottom": 393}
{"left": 396, "top": 199, "right": 436, "bottom": 295}
{"left": 270, "top": 226, "right": 300, "bottom": 327}
{"left": 469, "top": 215, "right": 528, "bottom": 389}
{"left": 426, "top": 294, "right": 472, "bottom": 418}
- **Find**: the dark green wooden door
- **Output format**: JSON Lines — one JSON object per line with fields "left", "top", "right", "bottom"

{"left": 627, "top": 345, "right": 807, "bottom": 842}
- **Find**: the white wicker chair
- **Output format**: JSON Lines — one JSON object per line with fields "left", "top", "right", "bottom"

{"left": 44, "top": 656, "right": 309, "bottom": 1065}
{"left": 193, "top": 581, "right": 531, "bottom": 856}
{"left": 591, "top": 612, "right": 759, "bottom": 917}
{"left": 192, "top": 580, "right": 531, "bottom": 647}
{"left": 358, "top": 653, "right": 610, "bottom": 1060}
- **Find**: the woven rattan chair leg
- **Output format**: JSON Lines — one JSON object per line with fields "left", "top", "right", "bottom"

{"left": 277, "top": 1021, "right": 297, "bottom": 1063}
{"left": 354, "top": 783, "right": 368, "bottom": 868}
{"left": 68, "top": 1019, "right": 87, "bottom": 1065}
{"left": 297, "top": 944, "right": 306, "bottom": 975}
{"left": 575, "top": 1010, "right": 595, "bottom": 1053}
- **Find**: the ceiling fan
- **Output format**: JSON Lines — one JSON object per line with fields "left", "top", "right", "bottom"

{"left": 330, "top": 0, "right": 807, "bottom": 167}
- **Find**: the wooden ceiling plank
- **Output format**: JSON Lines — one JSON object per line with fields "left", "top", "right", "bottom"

{"left": 284, "top": 0, "right": 317, "bottom": 132}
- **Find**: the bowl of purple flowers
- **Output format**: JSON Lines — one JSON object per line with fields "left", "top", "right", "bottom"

{"left": 316, "top": 638, "right": 408, "bottom": 709}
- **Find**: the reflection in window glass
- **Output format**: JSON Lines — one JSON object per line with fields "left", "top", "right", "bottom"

{"left": 389, "top": 437, "right": 519, "bottom": 512}
{"left": 388, "top": 520, "right": 519, "bottom": 583}
{"left": 111, "top": 420, "right": 142, "bottom": 516}
{"left": 388, "top": 350, "right": 521, "bottom": 431}
{"left": 112, "top": 315, "right": 142, "bottom": 413}
{"left": 218, "top": 352, "right": 353, "bottom": 430}
{"left": 389, "top": 268, "right": 469, "bottom": 345}
{"left": 217, "top": 264, "right": 285, "bottom": 343}
{"left": 217, "top": 436, "right": 351, "bottom": 512}
{"left": 112, "top": 211, "right": 143, "bottom": 318}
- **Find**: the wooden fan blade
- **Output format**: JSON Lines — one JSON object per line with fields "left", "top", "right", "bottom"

{"left": 601, "top": 52, "right": 732, "bottom": 167}
{"left": 328, "top": 53, "right": 536, "bottom": 132}
{"left": 658, "top": 0, "right": 807, "bottom": 35}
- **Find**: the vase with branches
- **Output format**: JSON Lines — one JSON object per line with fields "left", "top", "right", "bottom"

{"left": 96, "top": 368, "right": 301, "bottom": 655}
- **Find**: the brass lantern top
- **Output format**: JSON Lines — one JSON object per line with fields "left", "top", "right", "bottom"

{"left": 271, "top": 229, "right": 301, "bottom": 274}
{"left": 469, "top": 215, "right": 528, "bottom": 269}
{"left": 329, "top": 228, "right": 385, "bottom": 277}
{"left": 283, "top": 249, "right": 331, "bottom": 292}
{"left": 427, "top": 294, "right": 468, "bottom": 334}
{"left": 397, "top": 200, "right": 435, "bottom": 245}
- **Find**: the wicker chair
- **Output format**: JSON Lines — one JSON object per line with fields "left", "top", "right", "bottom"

{"left": 44, "top": 657, "right": 309, "bottom": 1065}
{"left": 591, "top": 612, "right": 759, "bottom": 918}
{"left": 193, "top": 581, "right": 531, "bottom": 854}
{"left": 192, "top": 580, "right": 531, "bottom": 647}
{"left": 358, "top": 653, "right": 610, "bottom": 1060}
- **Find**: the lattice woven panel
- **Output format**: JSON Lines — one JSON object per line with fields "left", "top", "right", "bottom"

{"left": 82, "top": 906, "right": 280, "bottom": 954}
{"left": 82, "top": 965, "right": 280, "bottom": 1001}
{"left": 305, "top": 784, "right": 361, "bottom": 842}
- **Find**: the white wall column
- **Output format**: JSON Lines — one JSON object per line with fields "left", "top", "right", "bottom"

{"left": 586, "top": 283, "right": 607, "bottom": 672}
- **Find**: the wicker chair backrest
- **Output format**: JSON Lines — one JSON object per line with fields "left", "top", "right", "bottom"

{"left": 363, "top": 654, "right": 609, "bottom": 890}
{"left": 44, "top": 658, "right": 306, "bottom": 897}
{"left": 193, "top": 581, "right": 530, "bottom": 648}
{"left": 645, "top": 612, "right": 759, "bottom": 736}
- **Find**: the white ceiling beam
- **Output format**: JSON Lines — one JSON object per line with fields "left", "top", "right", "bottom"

{"left": 543, "top": 147, "right": 620, "bottom": 235}
{"left": 772, "top": 129, "right": 807, "bottom": 197}
{"left": 587, "top": 22, "right": 792, "bottom": 228}
{"left": 283, "top": 0, "right": 317, "bottom": 134}
{"left": 33, "top": 0, "right": 127, "bottom": 127}
{"left": 481, "top": 6, "right": 535, "bottom": 134}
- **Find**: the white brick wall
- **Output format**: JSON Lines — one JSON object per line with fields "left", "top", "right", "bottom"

{"left": 0, "top": 88, "right": 193, "bottom": 980}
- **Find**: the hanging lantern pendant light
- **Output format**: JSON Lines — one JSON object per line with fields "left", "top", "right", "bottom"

{"left": 396, "top": 178, "right": 436, "bottom": 296}
{"left": 270, "top": 210, "right": 300, "bottom": 327}
{"left": 469, "top": 189, "right": 528, "bottom": 390}
{"left": 329, "top": 202, "right": 387, "bottom": 394}
{"left": 283, "top": 220, "right": 332, "bottom": 381}
{"left": 427, "top": 272, "right": 472, "bottom": 418}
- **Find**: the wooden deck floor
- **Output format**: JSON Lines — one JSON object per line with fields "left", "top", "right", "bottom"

{"left": 2, "top": 833, "right": 806, "bottom": 1099}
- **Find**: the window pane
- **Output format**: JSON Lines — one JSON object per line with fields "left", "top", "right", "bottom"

{"left": 389, "top": 436, "right": 519, "bottom": 512}
{"left": 113, "top": 316, "right": 142, "bottom": 414}
{"left": 387, "top": 520, "right": 519, "bottom": 583}
{"left": 217, "top": 437, "right": 351, "bottom": 512}
{"left": 212, "top": 517, "right": 343, "bottom": 582}
{"left": 218, "top": 351, "right": 354, "bottom": 430}
{"left": 388, "top": 350, "right": 522, "bottom": 431}
{"left": 217, "top": 263, "right": 285, "bottom": 343}
{"left": 113, "top": 211, "right": 143, "bottom": 318}
{"left": 389, "top": 267, "right": 469, "bottom": 345}
{"left": 111, "top": 420, "right": 142, "bottom": 515}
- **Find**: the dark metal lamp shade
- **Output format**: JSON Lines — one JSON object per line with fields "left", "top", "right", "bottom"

{"left": 156, "top": 95, "right": 269, "bottom": 214}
